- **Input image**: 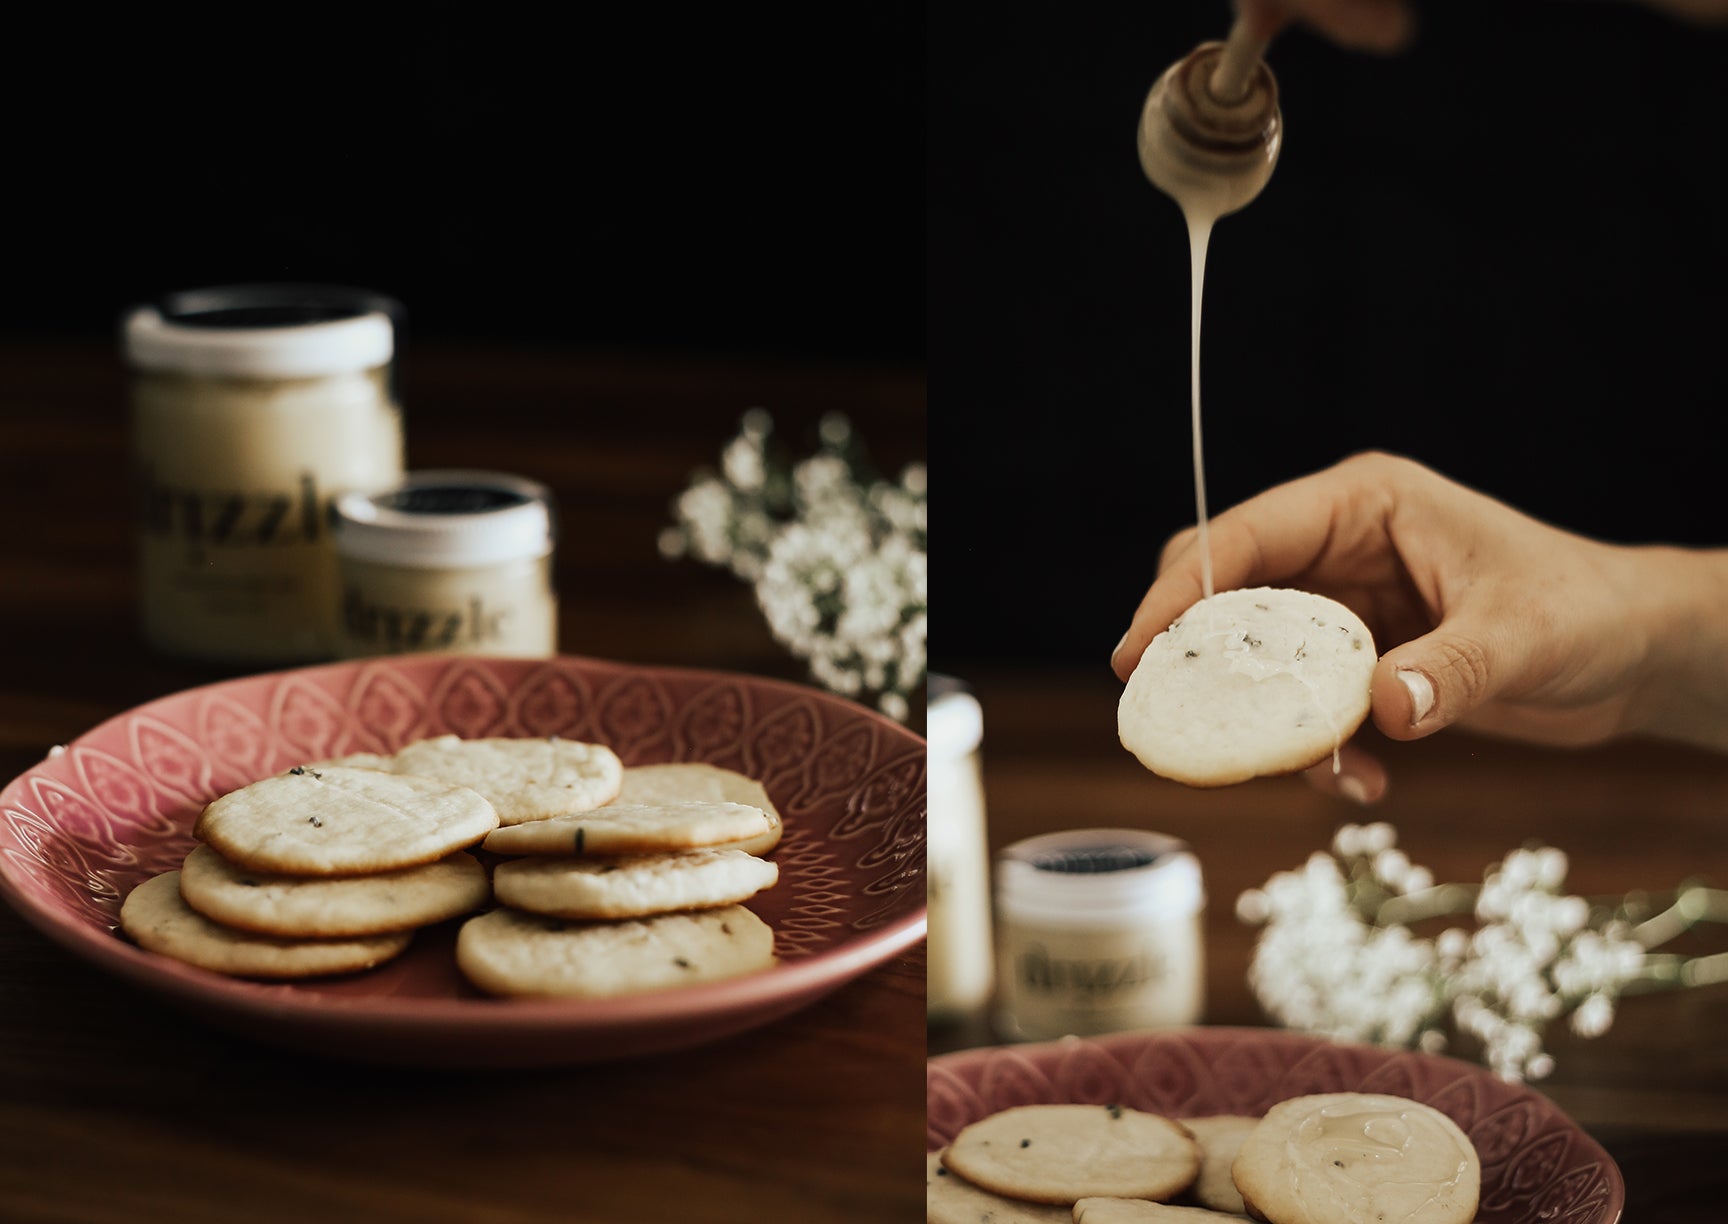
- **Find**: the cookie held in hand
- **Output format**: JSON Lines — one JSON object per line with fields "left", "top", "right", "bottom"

{"left": 1118, "top": 587, "right": 1376, "bottom": 787}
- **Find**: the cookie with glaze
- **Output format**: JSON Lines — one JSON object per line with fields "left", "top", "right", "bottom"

{"left": 1118, "top": 587, "right": 1375, "bottom": 788}
{"left": 1229, "top": 1093, "right": 1479, "bottom": 1224}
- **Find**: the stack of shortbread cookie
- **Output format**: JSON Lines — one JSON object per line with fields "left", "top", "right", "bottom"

{"left": 121, "top": 764, "right": 501, "bottom": 979}
{"left": 459, "top": 761, "right": 782, "bottom": 998}
{"left": 118, "top": 738, "right": 783, "bottom": 1000}
{"left": 928, "top": 1095, "right": 1480, "bottom": 1224}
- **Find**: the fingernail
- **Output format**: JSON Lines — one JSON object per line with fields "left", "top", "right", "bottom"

{"left": 1397, "top": 668, "right": 1435, "bottom": 726}
{"left": 1338, "top": 775, "right": 1371, "bottom": 805}
{"left": 1111, "top": 631, "right": 1130, "bottom": 666}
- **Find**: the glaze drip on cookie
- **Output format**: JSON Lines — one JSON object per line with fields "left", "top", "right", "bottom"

{"left": 1233, "top": 1094, "right": 1480, "bottom": 1224}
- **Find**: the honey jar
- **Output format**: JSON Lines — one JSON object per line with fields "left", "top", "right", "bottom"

{"left": 124, "top": 284, "right": 406, "bottom": 664}
{"left": 331, "top": 471, "right": 558, "bottom": 658}
{"left": 994, "top": 828, "right": 1205, "bottom": 1041}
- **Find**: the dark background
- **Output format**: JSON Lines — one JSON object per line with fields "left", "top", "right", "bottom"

{"left": 4, "top": 9, "right": 922, "bottom": 365}
{"left": 930, "top": 0, "right": 1728, "bottom": 670}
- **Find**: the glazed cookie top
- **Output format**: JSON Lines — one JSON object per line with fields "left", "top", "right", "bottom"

{"left": 1118, "top": 587, "right": 1376, "bottom": 788}
{"left": 1230, "top": 1093, "right": 1480, "bottom": 1224}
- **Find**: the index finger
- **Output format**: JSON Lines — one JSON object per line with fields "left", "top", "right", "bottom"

{"left": 1110, "top": 457, "right": 1391, "bottom": 679}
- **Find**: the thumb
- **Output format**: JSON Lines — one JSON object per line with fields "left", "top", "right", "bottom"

{"left": 1371, "top": 627, "right": 1494, "bottom": 741}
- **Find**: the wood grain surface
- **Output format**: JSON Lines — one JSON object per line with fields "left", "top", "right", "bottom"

{"left": 0, "top": 341, "right": 925, "bottom": 1224}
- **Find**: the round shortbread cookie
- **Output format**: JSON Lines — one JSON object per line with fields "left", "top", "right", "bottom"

{"left": 388, "top": 735, "right": 623, "bottom": 826}
{"left": 480, "top": 801, "right": 772, "bottom": 857}
{"left": 1180, "top": 1115, "right": 1258, "bottom": 1215}
{"left": 1118, "top": 587, "right": 1376, "bottom": 788}
{"left": 616, "top": 763, "right": 784, "bottom": 855}
{"left": 303, "top": 752, "right": 393, "bottom": 771}
{"left": 1074, "top": 1200, "right": 1245, "bottom": 1222}
{"left": 927, "top": 1150, "right": 1071, "bottom": 1224}
{"left": 178, "top": 844, "right": 491, "bottom": 937}
{"left": 193, "top": 765, "right": 499, "bottom": 876}
{"left": 1231, "top": 1094, "right": 1479, "bottom": 1224}
{"left": 120, "top": 871, "right": 412, "bottom": 978}
{"left": 455, "top": 904, "right": 776, "bottom": 999}
{"left": 493, "top": 848, "right": 778, "bottom": 919}
{"left": 942, "top": 1104, "right": 1201, "bottom": 1206}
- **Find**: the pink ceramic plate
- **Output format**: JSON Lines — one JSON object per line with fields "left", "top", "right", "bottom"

{"left": 0, "top": 655, "right": 926, "bottom": 1066}
{"left": 929, "top": 1028, "right": 1623, "bottom": 1224}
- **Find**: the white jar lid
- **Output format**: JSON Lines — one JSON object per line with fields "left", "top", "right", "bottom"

{"left": 333, "top": 471, "right": 556, "bottom": 568}
{"left": 996, "top": 828, "right": 1204, "bottom": 927}
{"left": 928, "top": 676, "right": 983, "bottom": 760}
{"left": 123, "top": 284, "right": 399, "bottom": 378}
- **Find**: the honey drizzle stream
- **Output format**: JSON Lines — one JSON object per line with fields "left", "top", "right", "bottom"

{"left": 1188, "top": 212, "right": 1215, "bottom": 603}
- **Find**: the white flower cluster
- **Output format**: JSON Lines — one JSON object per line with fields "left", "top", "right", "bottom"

{"left": 1239, "top": 823, "right": 1670, "bottom": 1082}
{"left": 1438, "top": 846, "right": 1646, "bottom": 1079}
{"left": 1237, "top": 827, "right": 1444, "bottom": 1054}
{"left": 660, "top": 409, "right": 927, "bottom": 722}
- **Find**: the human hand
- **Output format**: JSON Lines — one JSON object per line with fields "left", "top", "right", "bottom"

{"left": 1236, "top": 0, "right": 1415, "bottom": 52}
{"left": 1109, "top": 452, "right": 1728, "bottom": 801}
{"left": 1237, "top": 0, "right": 1728, "bottom": 56}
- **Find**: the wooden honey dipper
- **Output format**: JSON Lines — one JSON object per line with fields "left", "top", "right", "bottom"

{"left": 1138, "top": 14, "right": 1283, "bottom": 220}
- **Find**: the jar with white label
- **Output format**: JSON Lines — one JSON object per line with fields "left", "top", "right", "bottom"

{"left": 124, "top": 284, "right": 406, "bottom": 664}
{"left": 994, "top": 828, "right": 1205, "bottom": 1042}
{"left": 926, "top": 677, "right": 995, "bottom": 1022}
{"left": 331, "top": 471, "right": 558, "bottom": 658}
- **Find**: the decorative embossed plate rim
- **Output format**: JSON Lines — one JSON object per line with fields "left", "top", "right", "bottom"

{"left": 0, "top": 654, "right": 926, "bottom": 1066}
{"left": 928, "top": 1027, "right": 1622, "bottom": 1224}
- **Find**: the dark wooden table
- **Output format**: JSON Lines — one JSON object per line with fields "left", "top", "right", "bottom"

{"left": 0, "top": 340, "right": 926, "bottom": 1223}
{"left": 929, "top": 668, "right": 1728, "bottom": 1222}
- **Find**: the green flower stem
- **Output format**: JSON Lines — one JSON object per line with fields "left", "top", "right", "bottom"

{"left": 1374, "top": 883, "right": 1479, "bottom": 928}
{"left": 1683, "top": 951, "right": 1728, "bottom": 988}
{"left": 1632, "top": 949, "right": 1728, "bottom": 992}
{"left": 1632, "top": 887, "right": 1728, "bottom": 949}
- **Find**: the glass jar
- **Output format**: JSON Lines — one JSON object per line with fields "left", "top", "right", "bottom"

{"left": 926, "top": 677, "right": 995, "bottom": 1022}
{"left": 331, "top": 471, "right": 558, "bottom": 658}
{"left": 994, "top": 828, "right": 1205, "bottom": 1042}
{"left": 124, "top": 284, "right": 406, "bottom": 664}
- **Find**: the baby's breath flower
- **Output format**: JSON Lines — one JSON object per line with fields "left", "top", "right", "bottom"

{"left": 664, "top": 411, "right": 927, "bottom": 722}
{"left": 1239, "top": 823, "right": 1726, "bottom": 1083}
